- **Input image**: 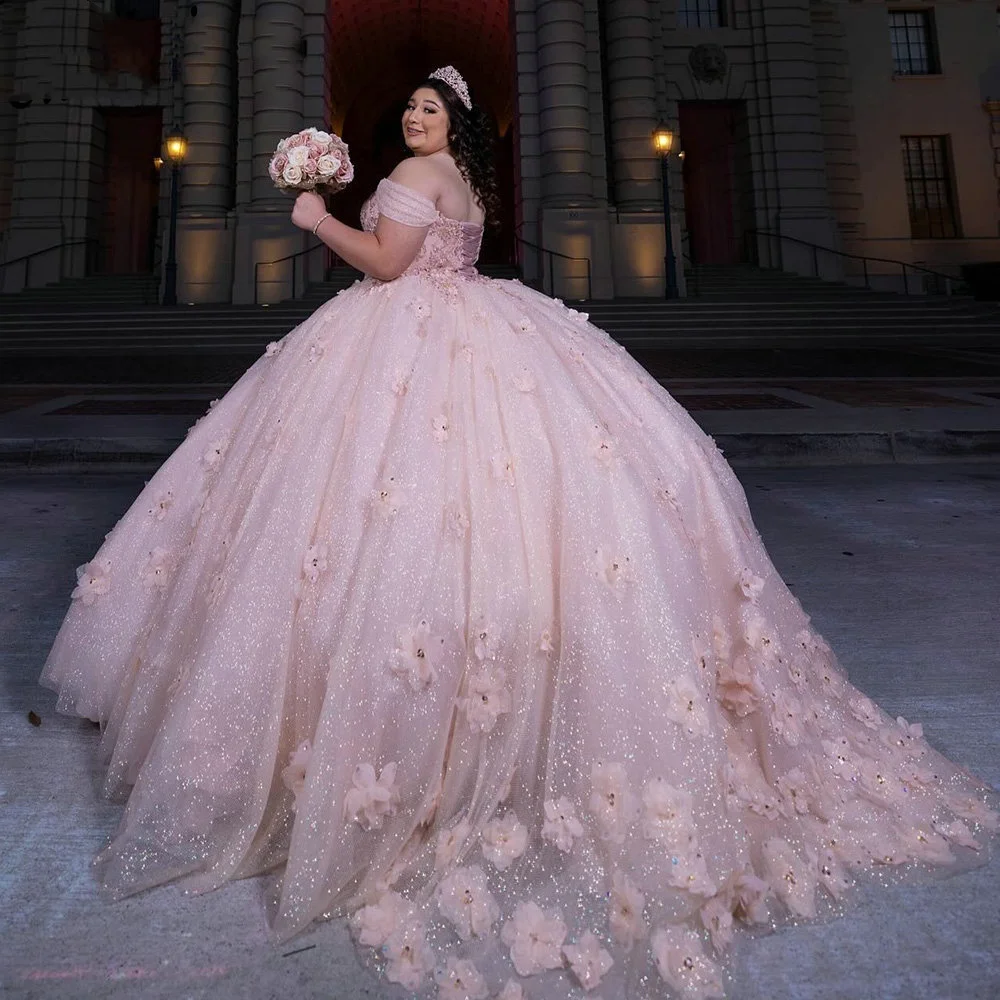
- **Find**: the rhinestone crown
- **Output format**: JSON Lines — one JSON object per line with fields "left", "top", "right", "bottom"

{"left": 429, "top": 66, "right": 472, "bottom": 111}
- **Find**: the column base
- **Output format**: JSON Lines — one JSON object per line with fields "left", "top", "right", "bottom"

{"left": 538, "top": 206, "right": 614, "bottom": 301}
{"left": 231, "top": 208, "right": 307, "bottom": 305}
{"left": 172, "top": 214, "right": 237, "bottom": 304}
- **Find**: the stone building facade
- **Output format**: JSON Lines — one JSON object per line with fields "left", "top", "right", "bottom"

{"left": 1, "top": 0, "right": 999, "bottom": 302}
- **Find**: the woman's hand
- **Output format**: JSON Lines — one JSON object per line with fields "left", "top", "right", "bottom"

{"left": 291, "top": 191, "right": 329, "bottom": 232}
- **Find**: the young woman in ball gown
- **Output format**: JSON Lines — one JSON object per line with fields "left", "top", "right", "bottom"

{"left": 42, "top": 67, "right": 997, "bottom": 999}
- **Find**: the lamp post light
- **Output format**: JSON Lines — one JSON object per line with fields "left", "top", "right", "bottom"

{"left": 162, "top": 130, "right": 188, "bottom": 306}
{"left": 652, "top": 125, "right": 678, "bottom": 299}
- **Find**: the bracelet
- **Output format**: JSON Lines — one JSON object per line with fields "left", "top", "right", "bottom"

{"left": 311, "top": 212, "right": 332, "bottom": 236}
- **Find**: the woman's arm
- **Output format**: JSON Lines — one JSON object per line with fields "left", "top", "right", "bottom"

{"left": 290, "top": 160, "right": 441, "bottom": 281}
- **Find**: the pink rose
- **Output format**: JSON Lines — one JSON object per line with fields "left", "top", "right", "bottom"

{"left": 302, "top": 158, "right": 318, "bottom": 176}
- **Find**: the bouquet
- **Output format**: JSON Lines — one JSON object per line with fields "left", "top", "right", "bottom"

{"left": 268, "top": 128, "right": 354, "bottom": 194}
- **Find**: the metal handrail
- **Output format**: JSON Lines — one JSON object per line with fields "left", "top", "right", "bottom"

{"left": 747, "top": 228, "right": 965, "bottom": 296}
{"left": 513, "top": 234, "right": 591, "bottom": 301}
{"left": 254, "top": 241, "right": 336, "bottom": 305}
{"left": 0, "top": 238, "right": 99, "bottom": 291}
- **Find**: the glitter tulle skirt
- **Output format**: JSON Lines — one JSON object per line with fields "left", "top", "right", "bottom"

{"left": 41, "top": 271, "right": 998, "bottom": 998}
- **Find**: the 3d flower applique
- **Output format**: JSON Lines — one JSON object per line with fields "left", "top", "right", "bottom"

{"left": 139, "top": 547, "right": 172, "bottom": 590}
{"left": 444, "top": 502, "right": 470, "bottom": 537}
{"left": 541, "top": 796, "right": 584, "bottom": 852}
{"left": 812, "top": 844, "right": 852, "bottom": 900}
{"left": 849, "top": 694, "right": 882, "bottom": 730}
{"left": 664, "top": 675, "right": 712, "bottom": 736}
{"left": 435, "top": 865, "right": 500, "bottom": 940}
{"left": 641, "top": 779, "right": 694, "bottom": 844}
{"left": 391, "top": 370, "right": 411, "bottom": 396}
{"left": 481, "top": 812, "right": 529, "bottom": 871}
{"left": 565, "top": 306, "right": 589, "bottom": 324}
{"left": 432, "top": 413, "right": 451, "bottom": 443}
{"left": 899, "top": 826, "right": 956, "bottom": 866}
{"left": 408, "top": 297, "right": 432, "bottom": 323}
{"left": 563, "top": 931, "right": 613, "bottom": 992}
{"left": 592, "top": 547, "right": 633, "bottom": 591}
{"left": 349, "top": 890, "right": 415, "bottom": 948}
{"left": 933, "top": 818, "right": 982, "bottom": 851}
{"left": 265, "top": 340, "right": 283, "bottom": 357}
{"left": 434, "top": 956, "right": 489, "bottom": 1000}
{"left": 715, "top": 653, "right": 764, "bottom": 718}
{"left": 372, "top": 476, "right": 407, "bottom": 516}
{"left": 737, "top": 568, "right": 765, "bottom": 601}
{"left": 490, "top": 453, "right": 515, "bottom": 485}
{"left": 666, "top": 841, "right": 717, "bottom": 897}
{"left": 343, "top": 761, "right": 400, "bottom": 830}
{"left": 302, "top": 542, "right": 329, "bottom": 584}
{"left": 608, "top": 871, "right": 647, "bottom": 951}
{"left": 588, "top": 425, "right": 616, "bottom": 465}
{"left": 691, "top": 635, "right": 712, "bottom": 674}
{"left": 513, "top": 368, "right": 537, "bottom": 393}
{"left": 712, "top": 615, "right": 732, "bottom": 661}
{"left": 201, "top": 437, "right": 228, "bottom": 470}
{"left": 382, "top": 919, "right": 434, "bottom": 991}
{"left": 650, "top": 925, "right": 726, "bottom": 1000}
{"left": 494, "top": 981, "right": 524, "bottom": 1000}
{"left": 469, "top": 615, "right": 498, "bottom": 661}
{"left": 434, "top": 818, "right": 472, "bottom": 870}
{"left": 731, "top": 872, "right": 771, "bottom": 924}
{"left": 514, "top": 315, "right": 535, "bottom": 335}
{"left": 500, "top": 901, "right": 568, "bottom": 977}
{"left": 460, "top": 665, "right": 512, "bottom": 733}
{"left": 769, "top": 690, "right": 805, "bottom": 746}
{"left": 389, "top": 618, "right": 445, "bottom": 691}
{"left": 148, "top": 490, "right": 174, "bottom": 520}
{"left": 881, "top": 715, "right": 926, "bottom": 756}
{"left": 699, "top": 893, "right": 734, "bottom": 953}
{"left": 743, "top": 616, "right": 777, "bottom": 658}
{"left": 774, "top": 768, "right": 812, "bottom": 816}
{"left": 307, "top": 341, "right": 325, "bottom": 362}
{"left": 537, "top": 626, "right": 556, "bottom": 655}
{"left": 280, "top": 739, "right": 313, "bottom": 809}
{"left": 589, "top": 761, "right": 639, "bottom": 844}
{"left": 762, "top": 837, "right": 817, "bottom": 919}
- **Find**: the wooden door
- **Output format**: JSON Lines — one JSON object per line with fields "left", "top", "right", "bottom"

{"left": 679, "top": 103, "right": 738, "bottom": 265}
{"left": 102, "top": 110, "right": 161, "bottom": 273}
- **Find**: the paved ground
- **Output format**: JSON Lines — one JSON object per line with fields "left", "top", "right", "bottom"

{"left": 2, "top": 463, "right": 998, "bottom": 999}
{"left": 3, "top": 344, "right": 1000, "bottom": 467}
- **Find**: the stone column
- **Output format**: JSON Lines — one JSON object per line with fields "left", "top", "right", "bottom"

{"left": 603, "top": 0, "right": 665, "bottom": 296}
{"left": 534, "top": 0, "right": 612, "bottom": 299}
{"left": 181, "top": 0, "right": 236, "bottom": 214}
{"left": 251, "top": 0, "right": 304, "bottom": 206}
{"left": 231, "top": 0, "right": 306, "bottom": 303}
{"left": 604, "top": 0, "right": 658, "bottom": 211}
{"left": 175, "top": 0, "right": 237, "bottom": 302}
{"left": 985, "top": 101, "right": 1000, "bottom": 215}
{"left": 535, "top": 0, "right": 591, "bottom": 206}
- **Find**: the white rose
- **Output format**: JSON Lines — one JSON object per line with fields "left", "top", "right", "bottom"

{"left": 316, "top": 153, "right": 340, "bottom": 178}
{"left": 282, "top": 164, "right": 303, "bottom": 185}
{"left": 276, "top": 138, "right": 288, "bottom": 152}
{"left": 312, "top": 130, "right": 332, "bottom": 145}
{"left": 287, "top": 145, "right": 309, "bottom": 168}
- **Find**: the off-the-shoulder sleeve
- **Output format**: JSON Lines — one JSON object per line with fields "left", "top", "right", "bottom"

{"left": 376, "top": 177, "right": 438, "bottom": 228}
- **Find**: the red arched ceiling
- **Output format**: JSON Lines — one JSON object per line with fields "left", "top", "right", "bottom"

{"left": 327, "top": 0, "right": 513, "bottom": 135}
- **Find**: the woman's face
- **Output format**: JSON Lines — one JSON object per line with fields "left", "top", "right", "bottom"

{"left": 402, "top": 88, "right": 451, "bottom": 156}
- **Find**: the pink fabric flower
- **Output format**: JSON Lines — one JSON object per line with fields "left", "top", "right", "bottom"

{"left": 608, "top": 870, "right": 646, "bottom": 951}
{"left": 563, "top": 931, "right": 613, "bottom": 991}
{"left": 280, "top": 739, "right": 312, "bottom": 808}
{"left": 651, "top": 925, "right": 725, "bottom": 999}
{"left": 481, "top": 812, "right": 528, "bottom": 870}
{"left": 71, "top": 558, "right": 112, "bottom": 605}
{"left": 541, "top": 796, "right": 584, "bottom": 852}
{"left": 500, "top": 901, "right": 567, "bottom": 977}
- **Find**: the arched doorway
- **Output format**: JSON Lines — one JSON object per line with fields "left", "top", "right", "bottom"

{"left": 325, "top": 0, "right": 515, "bottom": 265}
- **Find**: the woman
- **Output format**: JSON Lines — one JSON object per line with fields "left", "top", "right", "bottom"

{"left": 42, "top": 67, "right": 996, "bottom": 999}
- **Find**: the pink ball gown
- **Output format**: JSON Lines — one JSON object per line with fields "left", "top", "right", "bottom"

{"left": 41, "top": 177, "right": 997, "bottom": 999}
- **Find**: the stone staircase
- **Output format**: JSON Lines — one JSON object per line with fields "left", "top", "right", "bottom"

{"left": 3, "top": 273, "right": 160, "bottom": 306}
{"left": 0, "top": 265, "right": 996, "bottom": 357}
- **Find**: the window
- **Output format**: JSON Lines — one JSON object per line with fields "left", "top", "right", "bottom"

{"left": 889, "top": 10, "right": 939, "bottom": 75}
{"left": 677, "top": 1, "right": 726, "bottom": 29}
{"left": 901, "top": 136, "right": 960, "bottom": 238}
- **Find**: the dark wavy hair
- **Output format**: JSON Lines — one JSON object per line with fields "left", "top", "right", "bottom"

{"left": 414, "top": 76, "right": 501, "bottom": 228}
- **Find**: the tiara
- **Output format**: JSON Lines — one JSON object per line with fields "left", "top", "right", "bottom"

{"left": 429, "top": 66, "right": 472, "bottom": 111}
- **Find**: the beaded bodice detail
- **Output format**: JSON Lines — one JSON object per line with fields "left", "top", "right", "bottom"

{"left": 361, "top": 177, "right": 483, "bottom": 277}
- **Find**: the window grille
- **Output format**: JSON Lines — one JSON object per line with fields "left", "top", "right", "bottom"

{"left": 889, "top": 10, "right": 938, "bottom": 75}
{"left": 901, "top": 136, "right": 960, "bottom": 238}
{"left": 677, "top": 1, "right": 726, "bottom": 29}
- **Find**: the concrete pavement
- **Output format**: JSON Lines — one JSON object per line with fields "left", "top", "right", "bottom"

{"left": 1, "top": 463, "right": 998, "bottom": 999}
